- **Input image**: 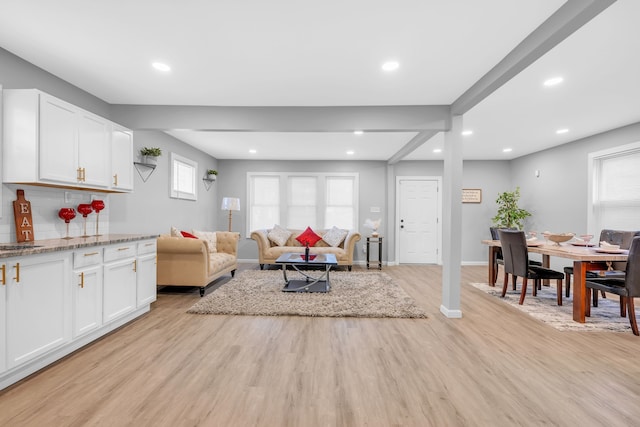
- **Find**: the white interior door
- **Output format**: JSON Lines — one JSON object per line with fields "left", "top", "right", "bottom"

{"left": 398, "top": 178, "right": 440, "bottom": 264}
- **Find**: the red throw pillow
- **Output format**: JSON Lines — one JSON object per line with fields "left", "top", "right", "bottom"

{"left": 181, "top": 230, "right": 198, "bottom": 239}
{"left": 295, "top": 226, "right": 322, "bottom": 247}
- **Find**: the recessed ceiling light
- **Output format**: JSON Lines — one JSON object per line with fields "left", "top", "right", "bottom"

{"left": 543, "top": 76, "right": 563, "bottom": 86}
{"left": 346, "top": 150, "right": 355, "bottom": 155}
{"left": 152, "top": 62, "right": 171, "bottom": 72}
{"left": 556, "top": 128, "right": 569, "bottom": 134}
{"left": 382, "top": 61, "right": 399, "bottom": 72}
{"left": 461, "top": 130, "right": 473, "bottom": 136}
{"left": 353, "top": 130, "right": 364, "bottom": 135}
{"left": 249, "top": 149, "right": 257, "bottom": 154}
{"left": 433, "top": 148, "right": 442, "bottom": 153}
{"left": 503, "top": 148, "right": 513, "bottom": 153}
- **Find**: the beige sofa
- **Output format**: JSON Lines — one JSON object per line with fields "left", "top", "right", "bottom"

{"left": 251, "top": 228, "right": 361, "bottom": 270}
{"left": 157, "top": 231, "right": 239, "bottom": 296}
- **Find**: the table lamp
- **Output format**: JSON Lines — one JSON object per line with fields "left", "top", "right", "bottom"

{"left": 221, "top": 197, "right": 241, "bottom": 231}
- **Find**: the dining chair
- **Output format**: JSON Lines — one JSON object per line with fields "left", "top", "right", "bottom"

{"left": 490, "top": 226, "right": 541, "bottom": 287}
{"left": 498, "top": 229, "right": 565, "bottom": 305}
{"left": 585, "top": 236, "right": 640, "bottom": 336}
{"left": 563, "top": 229, "right": 640, "bottom": 301}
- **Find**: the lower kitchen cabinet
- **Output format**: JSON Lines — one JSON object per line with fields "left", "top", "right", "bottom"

{"left": 137, "top": 240, "right": 157, "bottom": 307}
{"left": 73, "top": 264, "right": 103, "bottom": 338}
{"left": 6, "top": 252, "right": 71, "bottom": 370}
{"left": 0, "top": 235, "right": 157, "bottom": 391}
{"left": 0, "top": 274, "right": 6, "bottom": 374}
{"left": 103, "top": 255, "right": 137, "bottom": 324}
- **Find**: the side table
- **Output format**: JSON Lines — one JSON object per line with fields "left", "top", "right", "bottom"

{"left": 366, "top": 236, "right": 383, "bottom": 270}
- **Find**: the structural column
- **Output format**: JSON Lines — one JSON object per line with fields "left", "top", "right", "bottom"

{"left": 441, "top": 115, "right": 463, "bottom": 318}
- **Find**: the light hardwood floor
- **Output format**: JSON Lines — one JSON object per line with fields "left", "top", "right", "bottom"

{"left": 1, "top": 264, "right": 639, "bottom": 426}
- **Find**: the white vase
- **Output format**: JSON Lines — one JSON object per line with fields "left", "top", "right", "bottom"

{"left": 141, "top": 155, "right": 158, "bottom": 165}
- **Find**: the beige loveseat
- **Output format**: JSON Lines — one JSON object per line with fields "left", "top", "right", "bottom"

{"left": 251, "top": 228, "right": 361, "bottom": 270}
{"left": 157, "top": 231, "right": 239, "bottom": 296}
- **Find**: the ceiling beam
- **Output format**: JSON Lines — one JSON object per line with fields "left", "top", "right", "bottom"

{"left": 110, "top": 105, "right": 451, "bottom": 133}
{"left": 387, "top": 130, "right": 440, "bottom": 165}
{"left": 451, "top": 0, "right": 616, "bottom": 115}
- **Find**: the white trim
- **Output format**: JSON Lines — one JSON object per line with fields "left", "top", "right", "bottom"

{"left": 169, "top": 152, "right": 198, "bottom": 201}
{"left": 587, "top": 141, "right": 640, "bottom": 233}
{"left": 394, "top": 176, "right": 443, "bottom": 265}
{"left": 246, "top": 172, "right": 359, "bottom": 236}
{"left": 440, "top": 305, "right": 463, "bottom": 318}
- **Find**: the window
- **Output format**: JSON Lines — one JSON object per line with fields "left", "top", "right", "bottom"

{"left": 170, "top": 153, "right": 197, "bottom": 200}
{"left": 589, "top": 142, "right": 640, "bottom": 232}
{"left": 247, "top": 172, "right": 358, "bottom": 232}
{"left": 249, "top": 175, "right": 280, "bottom": 231}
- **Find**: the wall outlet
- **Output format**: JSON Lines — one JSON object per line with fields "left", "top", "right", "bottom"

{"left": 362, "top": 246, "right": 367, "bottom": 254}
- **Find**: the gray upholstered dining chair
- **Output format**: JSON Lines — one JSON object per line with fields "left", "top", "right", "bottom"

{"left": 498, "top": 229, "right": 565, "bottom": 305}
{"left": 563, "top": 229, "right": 640, "bottom": 302}
{"left": 490, "top": 226, "right": 541, "bottom": 287}
{"left": 585, "top": 236, "right": 640, "bottom": 336}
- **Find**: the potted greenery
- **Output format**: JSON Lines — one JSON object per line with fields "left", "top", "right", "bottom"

{"left": 140, "top": 147, "right": 162, "bottom": 165}
{"left": 206, "top": 169, "right": 218, "bottom": 181}
{"left": 491, "top": 187, "right": 531, "bottom": 230}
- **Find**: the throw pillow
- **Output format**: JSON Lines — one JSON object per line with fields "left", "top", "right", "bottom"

{"left": 268, "top": 224, "right": 292, "bottom": 246}
{"left": 181, "top": 231, "right": 197, "bottom": 239}
{"left": 322, "top": 226, "right": 348, "bottom": 247}
{"left": 192, "top": 229, "right": 217, "bottom": 253}
{"left": 170, "top": 226, "right": 183, "bottom": 238}
{"left": 296, "top": 226, "right": 323, "bottom": 247}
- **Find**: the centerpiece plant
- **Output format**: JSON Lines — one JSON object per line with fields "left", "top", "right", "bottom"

{"left": 492, "top": 187, "right": 531, "bottom": 230}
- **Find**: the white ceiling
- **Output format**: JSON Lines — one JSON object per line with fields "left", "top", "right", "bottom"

{"left": 1, "top": 0, "right": 639, "bottom": 161}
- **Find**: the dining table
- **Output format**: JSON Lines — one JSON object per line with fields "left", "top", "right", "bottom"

{"left": 482, "top": 239, "right": 629, "bottom": 323}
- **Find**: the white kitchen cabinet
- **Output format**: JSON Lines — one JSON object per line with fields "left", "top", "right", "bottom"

{"left": 103, "top": 244, "right": 137, "bottom": 323}
{"left": 110, "top": 124, "right": 134, "bottom": 191}
{"left": 0, "top": 236, "right": 156, "bottom": 391}
{"left": 136, "top": 240, "right": 157, "bottom": 307}
{"left": 5, "top": 252, "right": 71, "bottom": 370}
{"left": 0, "top": 263, "right": 6, "bottom": 374}
{"left": 2, "top": 89, "right": 131, "bottom": 192}
{"left": 77, "top": 111, "right": 111, "bottom": 187}
{"left": 72, "top": 249, "right": 103, "bottom": 338}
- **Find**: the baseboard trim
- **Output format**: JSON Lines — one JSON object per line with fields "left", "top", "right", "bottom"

{"left": 440, "top": 305, "right": 463, "bottom": 318}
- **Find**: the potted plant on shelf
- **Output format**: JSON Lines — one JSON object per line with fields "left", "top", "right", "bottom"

{"left": 140, "top": 147, "right": 162, "bottom": 165}
{"left": 492, "top": 187, "right": 531, "bottom": 230}
{"left": 206, "top": 169, "right": 218, "bottom": 181}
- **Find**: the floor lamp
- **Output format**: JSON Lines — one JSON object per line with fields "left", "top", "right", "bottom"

{"left": 221, "top": 197, "right": 240, "bottom": 232}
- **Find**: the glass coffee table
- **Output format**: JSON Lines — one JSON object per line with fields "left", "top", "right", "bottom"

{"left": 275, "top": 252, "right": 338, "bottom": 292}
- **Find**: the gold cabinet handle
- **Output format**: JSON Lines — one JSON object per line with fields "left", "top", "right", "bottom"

{"left": 79, "top": 272, "right": 85, "bottom": 288}
{"left": 1, "top": 264, "right": 5, "bottom": 285}
{"left": 84, "top": 252, "right": 99, "bottom": 257}
{"left": 118, "top": 247, "right": 130, "bottom": 251}
{"left": 82, "top": 167, "right": 86, "bottom": 182}
{"left": 14, "top": 262, "right": 20, "bottom": 283}
{"left": 77, "top": 167, "right": 82, "bottom": 182}
{"left": 113, "top": 173, "right": 118, "bottom": 186}
{"left": 133, "top": 260, "right": 137, "bottom": 272}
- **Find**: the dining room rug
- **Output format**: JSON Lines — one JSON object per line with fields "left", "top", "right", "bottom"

{"left": 187, "top": 270, "right": 427, "bottom": 318}
{"left": 470, "top": 282, "right": 635, "bottom": 332}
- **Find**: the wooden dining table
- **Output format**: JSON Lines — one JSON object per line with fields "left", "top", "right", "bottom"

{"left": 482, "top": 239, "right": 629, "bottom": 323}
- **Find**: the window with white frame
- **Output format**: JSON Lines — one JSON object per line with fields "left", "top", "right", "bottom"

{"left": 589, "top": 142, "right": 640, "bottom": 232}
{"left": 249, "top": 175, "right": 280, "bottom": 231}
{"left": 247, "top": 172, "right": 358, "bottom": 232}
{"left": 170, "top": 153, "right": 197, "bottom": 200}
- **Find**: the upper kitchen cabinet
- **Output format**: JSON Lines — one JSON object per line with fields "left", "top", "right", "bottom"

{"left": 2, "top": 89, "right": 133, "bottom": 193}
{"left": 110, "top": 124, "right": 134, "bottom": 191}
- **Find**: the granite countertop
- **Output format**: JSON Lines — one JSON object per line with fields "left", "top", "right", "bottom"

{"left": 0, "top": 234, "right": 159, "bottom": 258}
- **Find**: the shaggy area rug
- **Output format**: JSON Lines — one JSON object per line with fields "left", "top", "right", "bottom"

{"left": 188, "top": 270, "right": 427, "bottom": 318}
{"left": 470, "top": 282, "right": 636, "bottom": 333}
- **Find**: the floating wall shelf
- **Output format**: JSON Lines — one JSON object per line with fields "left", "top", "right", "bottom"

{"left": 133, "top": 162, "right": 156, "bottom": 182}
{"left": 202, "top": 175, "right": 216, "bottom": 191}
